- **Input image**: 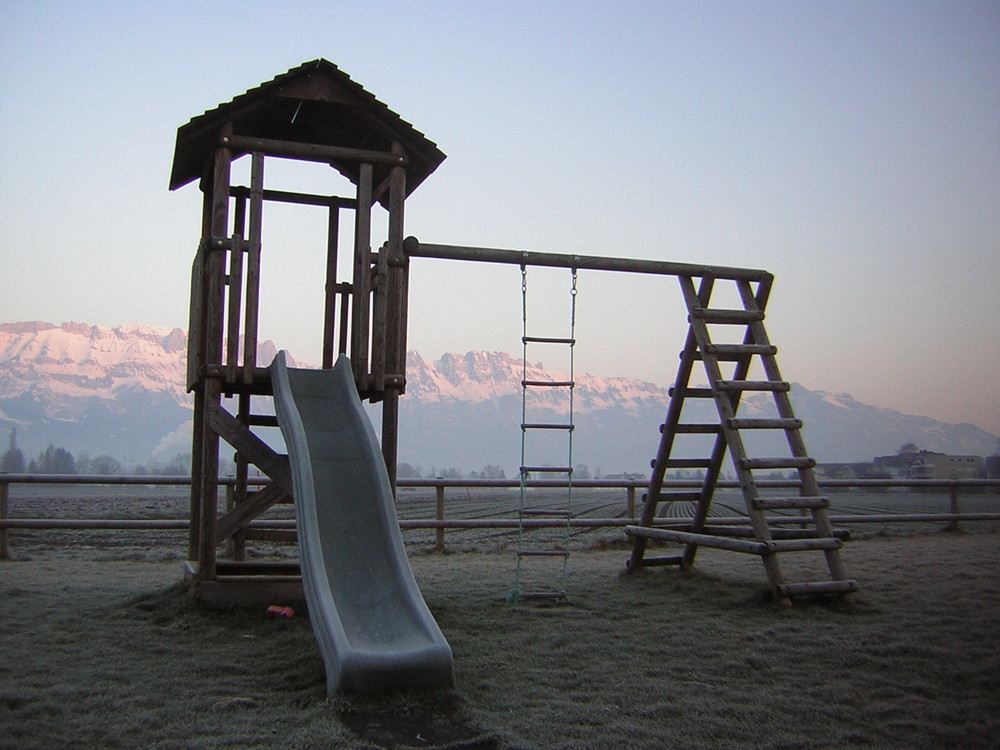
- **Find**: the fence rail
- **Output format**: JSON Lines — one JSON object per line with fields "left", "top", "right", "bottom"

{"left": 2, "top": 473, "right": 999, "bottom": 558}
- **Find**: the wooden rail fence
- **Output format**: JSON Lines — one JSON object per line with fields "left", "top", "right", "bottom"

{"left": 1, "top": 474, "right": 998, "bottom": 559}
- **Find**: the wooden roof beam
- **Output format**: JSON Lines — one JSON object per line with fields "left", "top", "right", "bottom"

{"left": 221, "top": 135, "right": 408, "bottom": 167}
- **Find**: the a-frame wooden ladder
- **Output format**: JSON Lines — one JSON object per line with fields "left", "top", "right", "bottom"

{"left": 626, "top": 273, "right": 857, "bottom": 603}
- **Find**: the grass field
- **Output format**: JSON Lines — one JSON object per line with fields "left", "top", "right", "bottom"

{"left": 1, "top": 489, "right": 998, "bottom": 749}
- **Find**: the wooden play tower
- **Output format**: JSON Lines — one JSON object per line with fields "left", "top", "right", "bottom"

{"left": 170, "top": 60, "right": 444, "bottom": 602}
{"left": 172, "top": 60, "right": 855, "bottom": 605}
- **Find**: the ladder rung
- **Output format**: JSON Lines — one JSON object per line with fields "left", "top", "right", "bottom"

{"left": 766, "top": 538, "right": 842, "bottom": 552}
{"left": 639, "top": 555, "right": 686, "bottom": 567}
{"left": 672, "top": 423, "right": 722, "bottom": 434}
{"left": 522, "top": 422, "right": 575, "bottom": 431}
{"left": 777, "top": 580, "right": 858, "bottom": 598}
{"left": 655, "top": 458, "right": 713, "bottom": 469}
{"left": 523, "top": 336, "right": 576, "bottom": 345}
{"left": 701, "top": 526, "right": 850, "bottom": 542}
{"left": 668, "top": 386, "right": 714, "bottom": 398}
{"left": 741, "top": 457, "right": 816, "bottom": 470}
{"left": 727, "top": 418, "right": 802, "bottom": 430}
{"left": 516, "top": 591, "right": 568, "bottom": 601}
{"left": 689, "top": 308, "right": 765, "bottom": 324}
{"left": 753, "top": 496, "right": 829, "bottom": 510}
{"left": 693, "top": 351, "right": 759, "bottom": 363}
{"left": 702, "top": 344, "right": 777, "bottom": 357}
{"left": 517, "top": 550, "right": 570, "bottom": 557}
{"left": 699, "top": 524, "right": 757, "bottom": 538}
{"left": 522, "top": 380, "right": 575, "bottom": 388}
{"left": 625, "top": 526, "right": 767, "bottom": 555}
{"left": 521, "top": 466, "right": 573, "bottom": 474}
{"left": 716, "top": 380, "right": 790, "bottom": 392}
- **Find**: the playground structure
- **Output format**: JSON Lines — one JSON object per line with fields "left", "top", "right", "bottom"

{"left": 171, "top": 60, "right": 856, "bottom": 614}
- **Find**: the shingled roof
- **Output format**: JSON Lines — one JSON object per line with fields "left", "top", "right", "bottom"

{"left": 169, "top": 59, "right": 445, "bottom": 202}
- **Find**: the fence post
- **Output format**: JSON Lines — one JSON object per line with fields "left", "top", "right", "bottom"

{"left": 627, "top": 485, "right": 636, "bottom": 519}
{"left": 435, "top": 483, "right": 445, "bottom": 553}
{"left": 1, "top": 480, "right": 8, "bottom": 560}
{"left": 946, "top": 480, "right": 961, "bottom": 532}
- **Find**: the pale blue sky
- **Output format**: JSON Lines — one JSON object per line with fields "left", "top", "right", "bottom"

{"left": 1, "top": 1, "right": 998, "bottom": 435}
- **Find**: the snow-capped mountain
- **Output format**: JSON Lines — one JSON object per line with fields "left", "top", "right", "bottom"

{"left": 399, "top": 350, "right": 998, "bottom": 474}
{"left": 0, "top": 321, "right": 290, "bottom": 463}
{"left": 1, "top": 322, "right": 996, "bottom": 471}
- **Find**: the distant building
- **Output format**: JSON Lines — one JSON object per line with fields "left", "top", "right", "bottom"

{"left": 909, "top": 453, "right": 984, "bottom": 480}
{"left": 814, "top": 463, "right": 878, "bottom": 480}
{"left": 874, "top": 450, "right": 984, "bottom": 479}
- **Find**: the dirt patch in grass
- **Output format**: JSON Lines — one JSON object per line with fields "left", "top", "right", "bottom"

{"left": 1, "top": 530, "right": 998, "bottom": 749}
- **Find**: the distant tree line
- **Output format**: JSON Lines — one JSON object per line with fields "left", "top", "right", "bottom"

{"left": 1, "top": 429, "right": 191, "bottom": 476}
{"left": 1, "top": 431, "right": 76, "bottom": 474}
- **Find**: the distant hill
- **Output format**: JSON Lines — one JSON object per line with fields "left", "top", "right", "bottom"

{"left": 1, "top": 322, "right": 997, "bottom": 473}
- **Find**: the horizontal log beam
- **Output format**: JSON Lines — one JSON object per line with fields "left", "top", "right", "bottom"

{"left": 221, "top": 135, "right": 407, "bottom": 166}
{"left": 403, "top": 237, "right": 773, "bottom": 282}
{"left": 230, "top": 185, "right": 357, "bottom": 209}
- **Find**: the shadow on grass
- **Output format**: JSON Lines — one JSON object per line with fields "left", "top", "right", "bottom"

{"left": 124, "top": 582, "right": 502, "bottom": 750}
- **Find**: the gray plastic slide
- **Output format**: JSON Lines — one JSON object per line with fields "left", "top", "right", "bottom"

{"left": 270, "top": 351, "right": 454, "bottom": 694}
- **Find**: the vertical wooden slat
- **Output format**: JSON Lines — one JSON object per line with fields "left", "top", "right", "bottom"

{"left": 397, "top": 253, "right": 411, "bottom": 394}
{"left": 186, "top": 245, "right": 205, "bottom": 391}
{"left": 322, "top": 206, "right": 340, "bottom": 369}
{"left": 243, "top": 152, "right": 264, "bottom": 383}
{"left": 371, "top": 245, "right": 388, "bottom": 394}
{"left": 351, "top": 162, "right": 373, "bottom": 387}
{"left": 338, "top": 285, "right": 351, "bottom": 355}
{"left": 385, "top": 144, "right": 406, "bottom": 380}
{"left": 188, "top": 387, "right": 204, "bottom": 561}
{"left": 232, "top": 391, "right": 251, "bottom": 560}
{"left": 225, "top": 195, "right": 247, "bottom": 384}
{"left": 225, "top": 236, "right": 244, "bottom": 385}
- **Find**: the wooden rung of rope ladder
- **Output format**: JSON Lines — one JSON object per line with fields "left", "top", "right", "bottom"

{"left": 626, "top": 272, "right": 857, "bottom": 603}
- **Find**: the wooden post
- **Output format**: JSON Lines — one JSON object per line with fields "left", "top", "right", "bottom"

{"left": 946, "top": 480, "right": 961, "bottom": 532}
{"left": 197, "top": 132, "right": 232, "bottom": 580}
{"left": 1, "top": 480, "right": 9, "bottom": 560}
{"left": 380, "top": 145, "right": 407, "bottom": 491}
{"left": 186, "top": 184, "right": 214, "bottom": 561}
{"left": 371, "top": 244, "right": 388, "bottom": 393}
{"left": 435, "top": 484, "right": 446, "bottom": 553}
{"left": 351, "top": 162, "right": 373, "bottom": 386}
{"left": 225, "top": 195, "right": 247, "bottom": 384}
{"left": 322, "top": 206, "right": 340, "bottom": 369}
{"left": 242, "top": 152, "right": 264, "bottom": 383}
{"left": 627, "top": 485, "right": 636, "bottom": 519}
{"left": 232, "top": 392, "right": 250, "bottom": 561}
{"left": 225, "top": 233, "right": 244, "bottom": 385}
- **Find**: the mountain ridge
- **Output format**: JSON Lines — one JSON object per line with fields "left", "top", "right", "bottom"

{"left": 1, "top": 321, "right": 996, "bottom": 471}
